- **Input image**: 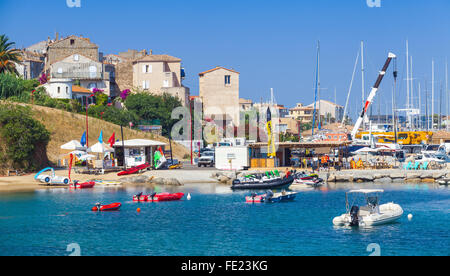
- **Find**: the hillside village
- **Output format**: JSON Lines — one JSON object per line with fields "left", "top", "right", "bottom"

{"left": 17, "top": 33, "right": 345, "bottom": 138}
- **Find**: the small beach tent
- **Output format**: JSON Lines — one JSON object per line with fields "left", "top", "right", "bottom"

{"left": 61, "top": 140, "right": 86, "bottom": 150}
{"left": 87, "top": 142, "right": 114, "bottom": 153}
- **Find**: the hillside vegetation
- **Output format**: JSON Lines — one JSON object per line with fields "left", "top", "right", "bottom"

{"left": 1, "top": 102, "right": 190, "bottom": 165}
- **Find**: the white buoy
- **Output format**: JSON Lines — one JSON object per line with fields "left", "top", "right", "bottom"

{"left": 408, "top": 214, "right": 413, "bottom": 221}
{"left": 187, "top": 193, "right": 191, "bottom": 200}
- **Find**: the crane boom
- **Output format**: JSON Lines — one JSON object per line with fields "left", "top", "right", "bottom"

{"left": 351, "top": 52, "right": 397, "bottom": 138}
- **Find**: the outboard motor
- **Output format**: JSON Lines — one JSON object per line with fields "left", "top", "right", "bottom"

{"left": 150, "top": 192, "right": 157, "bottom": 201}
{"left": 349, "top": 206, "right": 360, "bottom": 227}
{"left": 135, "top": 192, "right": 143, "bottom": 202}
{"left": 266, "top": 190, "right": 274, "bottom": 201}
{"left": 232, "top": 179, "right": 241, "bottom": 185}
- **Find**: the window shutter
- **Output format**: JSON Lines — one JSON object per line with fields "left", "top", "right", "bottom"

{"left": 143, "top": 65, "right": 146, "bottom": 73}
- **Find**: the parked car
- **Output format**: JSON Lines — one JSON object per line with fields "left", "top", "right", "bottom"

{"left": 198, "top": 151, "right": 215, "bottom": 167}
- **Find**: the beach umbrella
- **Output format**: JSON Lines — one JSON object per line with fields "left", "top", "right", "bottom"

{"left": 61, "top": 140, "right": 86, "bottom": 150}
{"left": 87, "top": 142, "right": 114, "bottom": 153}
{"left": 354, "top": 147, "right": 378, "bottom": 154}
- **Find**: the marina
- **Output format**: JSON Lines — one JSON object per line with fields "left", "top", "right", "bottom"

{"left": 0, "top": 182, "right": 448, "bottom": 256}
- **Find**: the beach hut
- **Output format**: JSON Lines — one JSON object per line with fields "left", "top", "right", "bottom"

{"left": 113, "top": 139, "right": 166, "bottom": 168}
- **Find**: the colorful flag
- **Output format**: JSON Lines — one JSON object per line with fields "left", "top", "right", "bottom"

{"left": 80, "top": 132, "right": 87, "bottom": 147}
{"left": 98, "top": 131, "right": 103, "bottom": 144}
{"left": 266, "top": 107, "right": 276, "bottom": 158}
{"left": 154, "top": 147, "right": 167, "bottom": 170}
{"left": 108, "top": 132, "right": 116, "bottom": 147}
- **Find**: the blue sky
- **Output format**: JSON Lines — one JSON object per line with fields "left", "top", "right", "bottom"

{"left": 1, "top": 0, "right": 449, "bottom": 119}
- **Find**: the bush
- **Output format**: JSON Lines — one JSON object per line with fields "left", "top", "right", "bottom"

{"left": 125, "top": 92, "right": 182, "bottom": 136}
{"left": 0, "top": 104, "right": 50, "bottom": 171}
{"left": 0, "top": 73, "right": 39, "bottom": 99}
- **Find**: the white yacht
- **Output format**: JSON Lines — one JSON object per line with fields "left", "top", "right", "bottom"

{"left": 333, "top": 189, "right": 403, "bottom": 227}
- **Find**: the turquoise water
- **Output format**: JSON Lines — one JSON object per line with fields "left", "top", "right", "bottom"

{"left": 0, "top": 183, "right": 449, "bottom": 256}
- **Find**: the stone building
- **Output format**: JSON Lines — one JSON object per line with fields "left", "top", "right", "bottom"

{"left": 15, "top": 50, "right": 44, "bottom": 80}
{"left": 132, "top": 54, "right": 189, "bottom": 106}
{"left": 199, "top": 67, "right": 240, "bottom": 126}
{"left": 45, "top": 35, "right": 99, "bottom": 69}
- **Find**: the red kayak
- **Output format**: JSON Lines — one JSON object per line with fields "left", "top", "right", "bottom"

{"left": 133, "top": 192, "right": 184, "bottom": 202}
{"left": 92, "top": 203, "right": 121, "bottom": 212}
{"left": 70, "top": 181, "right": 95, "bottom": 189}
{"left": 117, "top": 163, "right": 151, "bottom": 176}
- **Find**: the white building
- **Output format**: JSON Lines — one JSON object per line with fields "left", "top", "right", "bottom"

{"left": 42, "top": 78, "right": 72, "bottom": 99}
{"left": 307, "top": 100, "right": 344, "bottom": 123}
{"left": 113, "top": 139, "right": 167, "bottom": 168}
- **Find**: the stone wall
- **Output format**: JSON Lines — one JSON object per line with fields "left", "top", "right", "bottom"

{"left": 46, "top": 36, "right": 99, "bottom": 68}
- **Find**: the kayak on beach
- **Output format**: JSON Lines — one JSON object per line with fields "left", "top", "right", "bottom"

{"left": 117, "top": 163, "right": 151, "bottom": 176}
{"left": 70, "top": 181, "right": 95, "bottom": 189}
{"left": 133, "top": 192, "right": 185, "bottom": 202}
{"left": 92, "top": 202, "right": 122, "bottom": 212}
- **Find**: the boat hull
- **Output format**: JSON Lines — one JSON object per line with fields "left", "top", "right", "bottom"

{"left": 232, "top": 176, "right": 294, "bottom": 190}
{"left": 133, "top": 193, "right": 185, "bottom": 202}
{"left": 333, "top": 203, "right": 403, "bottom": 227}
{"left": 92, "top": 203, "right": 121, "bottom": 212}
{"left": 246, "top": 192, "right": 297, "bottom": 203}
{"left": 70, "top": 181, "right": 95, "bottom": 189}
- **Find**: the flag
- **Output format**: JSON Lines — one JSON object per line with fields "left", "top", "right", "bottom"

{"left": 154, "top": 147, "right": 167, "bottom": 169}
{"left": 80, "top": 132, "right": 86, "bottom": 147}
{"left": 98, "top": 131, "right": 103, "bottom": 144}
{"left": 108, "top": 132, "right": 116, "bottom": 148}
{"left": 266, "top": 107, "right": 276, "bottom": 158}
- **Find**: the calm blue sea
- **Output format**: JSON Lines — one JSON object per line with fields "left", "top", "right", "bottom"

{"left": 0, "top": 183, "right": 448, "bottom": 256}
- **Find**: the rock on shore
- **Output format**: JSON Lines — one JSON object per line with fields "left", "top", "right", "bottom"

{"left": 325, "top": 169, "right": 449, "bottom": 184}
{"left": 120, "top": 175, "right": 183, "bottom": 186}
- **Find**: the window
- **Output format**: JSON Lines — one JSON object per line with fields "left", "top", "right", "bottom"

{"left": 88, "top": 83, "right": 97, "bottom": 90}
{"left": 142, "top": 80, "right": 150, "bottom": 89}
{"left": 163, "top": 80, "right": 169, "bottom": 88}
{"left": 70, "top": 39, "right": 75, "bottom": 45}
{"left": 57, "top": 87, "right": 61, "bottom": 93}
{"left": 57, "top": 67, "right": 63, "bottom": 74}
{"left": 74, "top": 54, "right": 79, "bottom": 61}
{"left": 142, "top": 64, "right": 152, "bottom": 73}
{"left": 225, "top": 75, "right": 231, "bottom": 85}
{"left": 66, "top": 87, "right": 69, "bottom": 94}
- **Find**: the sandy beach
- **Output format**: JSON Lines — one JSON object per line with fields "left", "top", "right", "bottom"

{"left": 0, "top": 167, "right": 220, "bottom": 193}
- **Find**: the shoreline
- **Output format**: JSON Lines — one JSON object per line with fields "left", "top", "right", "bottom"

{"left": 1, "top": 168, "right": 448, "bottom": 194}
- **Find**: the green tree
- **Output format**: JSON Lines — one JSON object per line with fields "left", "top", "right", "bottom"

{"left": 0, "top": 104, "right": 50, "bottom": 171}
{"left": 0, "top": 35, "right": 21, "bottom": 75}
{"left": 124, "top": 92, "right": 182, "bottom": 136}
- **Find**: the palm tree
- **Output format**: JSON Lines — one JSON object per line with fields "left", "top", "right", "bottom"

{"left": 0, "top": 35, "right": 21, "bottom": 75}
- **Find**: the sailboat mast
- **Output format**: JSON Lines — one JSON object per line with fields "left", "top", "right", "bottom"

{"left": 432, "top": 59, "right": 435, "bottom": 130}
{"left": 446, "top": 59, "right": 449, "bottom": 131}
{"left": 406, "top": 40, "right": 410, "bottom": 128}
{"left": 318, "top": 42, "right": 321, "bottom": 129}
{"left": 312, "top": 41, "right": 320, "bottom": 136}
{"left": 410, "top": 56, "right": 414, "bottom": 129}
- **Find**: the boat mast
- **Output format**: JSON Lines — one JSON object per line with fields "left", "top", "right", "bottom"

{"left": 406, "top": 40, "right": 410, "bottom": 129}
{"left": 418, "top": 82, "right": 422, "bottom": 130}
{"left": 342, "top": 49, "right": 360, "bottom": 127}
{"left": 361, "top": 41, "right": 366, "bottom": 130}
{"left": 410, "top": 56, "right": 415, "bottom": 129}
{"left": 446, "top": 59, "right": 449, "bottom": 131}
{"left": 432, "top": 59, "right": 435, "bottom": 130}
{"left": 312, "top": 41, "right": 320, "bottom": 136}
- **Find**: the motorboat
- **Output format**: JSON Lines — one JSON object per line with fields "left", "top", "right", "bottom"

{"left": 437, "top": 179, "right": 450, "bottom": 186}
{"left": 246, "top": 190, "right": 298, "bottom": 203}
{"left": 231, "top": 172, "right": 294, "bottom": 190}
{"left": 133, "top": 192, "right": 185, "bottom": 202}
{"left": 333, "top": 189, "right": 403, "bottom": 227}
{"left": 293, "top": 172, "right": 324, "bottom": 187}
{"left": 70, "top": 181, "right": 95, "bottom": 189}
{"left": 92, "top": 202, "right": 121, "bottom": 212}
